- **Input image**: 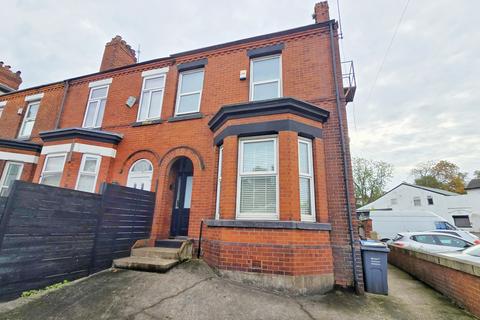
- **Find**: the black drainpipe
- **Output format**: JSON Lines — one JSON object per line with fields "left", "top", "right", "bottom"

{"left": 54, "top": 80, "right": 70, "bottom": 129}
{"left": 328, "top": 20, "right": 359, "bottom": 293}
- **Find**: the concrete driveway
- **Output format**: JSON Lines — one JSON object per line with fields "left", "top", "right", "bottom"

{"left": 0, "top": 261, "right": 475, "bottom": 320}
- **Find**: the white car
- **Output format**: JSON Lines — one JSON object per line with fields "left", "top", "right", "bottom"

{"left": 438, "top": 245, "right": 480, "bottom": 264}
{"left": 392, "top": 232, "right": 474, "bottom": 253}
{"left": 427, "top": 229, "right": 480, "bottom": 245}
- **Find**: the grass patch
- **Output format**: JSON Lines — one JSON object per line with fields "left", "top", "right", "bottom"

{"left": 21, "top": 280, "right": 70, "bottom": 298}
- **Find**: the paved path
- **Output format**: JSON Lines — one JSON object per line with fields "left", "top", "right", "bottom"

{"left": 0, "top": 261, "right": 475, "bottom": 320}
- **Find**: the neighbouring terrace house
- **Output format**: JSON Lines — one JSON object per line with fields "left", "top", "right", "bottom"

{"left": 0, "top": 2, "right": 363, "bottom": 293}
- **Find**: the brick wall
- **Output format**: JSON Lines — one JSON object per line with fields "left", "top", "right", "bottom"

{"left": 389, "top": 245, "right": 480, "bottom": 318}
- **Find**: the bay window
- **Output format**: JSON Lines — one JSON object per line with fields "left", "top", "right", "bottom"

{"left": 250, "top": 55, "right": 282, "bottom": 101}
{"left": 215, "top": 146, "right": 223, "bottom": 219}
{"left": 237, "top": 136, "right": 278, "bottom": 220}
{"left": 298, "top": 138, "right": 316, "bottom": 221}
{"left": 175, "top": 69, "right": 204, "bottom": 115}
{"left": 75, "top": 154, "right": 101, "bottom": 193}
{"left": 40, "top": 154, "right": 67, "bottom": 187}
{"left": 83, "top": 85, "right": 109, "bottom": 128}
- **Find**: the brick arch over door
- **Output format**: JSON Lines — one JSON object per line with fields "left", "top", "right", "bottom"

{"left": 151, "top": 146, "right": 207, "bottom": 239}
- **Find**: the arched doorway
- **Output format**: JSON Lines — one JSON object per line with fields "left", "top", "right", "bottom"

{"left": 127, "top": 159, "right": 153, "bottom": 191}
{"left": 170, "top": 157, "right": 194, "bottom": 237}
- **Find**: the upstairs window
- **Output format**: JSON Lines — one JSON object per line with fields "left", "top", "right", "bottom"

{"left": 413, "top": 196, "right": 421, "bottom": 206}
{"left": 237, "top": 136, "right": 278, "bottom": 220}
{"left": 250, "top": 55, "right": 282, "bottom": 101}
{"left": 83, "top": 85, "right": 109, "bottom": 128}
{"left": 427, "top": 196, "right": 434, "bottom": 205}
{"left": 18, "top": 101, "right": 40, "bottom": 139}
{"left": 175, "top": 69, "right": 204, "bottom": 115}
{"left": 138, "top": 74, "right": 166, "bottom": 121}
{"left": 40, "top": 154, "right": 66, "bottom": 187}
{"left": 298, "top": 138, "right": 316, "bottom": 221}
{"left": 75, "top": 154, "right": 101, "bottom": 193}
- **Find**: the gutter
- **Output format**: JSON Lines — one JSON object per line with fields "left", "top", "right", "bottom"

{"left": 328, "top": 20, "right": 360, "bottom": 293}
{"left": 54, "top": 80, "right": 69, "bottom": 129}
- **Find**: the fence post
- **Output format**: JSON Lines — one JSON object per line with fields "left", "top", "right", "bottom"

{"left": 88, "top": 183, "right": 109, "bottom": 274}
{"left": 0, "top": 181, "right": 21, "bottom": 251}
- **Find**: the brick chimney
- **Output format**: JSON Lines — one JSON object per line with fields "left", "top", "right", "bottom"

{"left": 313, "top": 1, "right": 330, "bottom": 23}
{"left": 99, "top": 35, "right": 137, "bottom": 72}
{"left": 0, "top": 61, "right": 22, "bottom": 93}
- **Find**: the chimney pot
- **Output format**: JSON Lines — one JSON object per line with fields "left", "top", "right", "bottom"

{"left": 313, "top": 1, "right": 330, "bottom": 23}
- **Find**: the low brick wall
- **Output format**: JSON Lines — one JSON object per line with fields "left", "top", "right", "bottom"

{"left": 388, "top": 245, "right": 480, "bottom": 318}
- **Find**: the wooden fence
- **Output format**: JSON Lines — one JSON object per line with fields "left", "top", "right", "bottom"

{"left": 0, "top": 181, "right": 155, "bottom": 300}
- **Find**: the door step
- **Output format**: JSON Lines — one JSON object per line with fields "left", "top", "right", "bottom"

{"left": 113, "top": 256, "right": 178, "bottom": 273}
{"left": 155, "top": 239, "right": 184, "bottom": 248}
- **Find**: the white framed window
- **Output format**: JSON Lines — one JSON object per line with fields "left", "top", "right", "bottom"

{"left": 236, "top": 136, "right": 278, "bottom": 220}
{"left": 0, "top": 101, "right": 5, "bottom": 119}
{"left": 127, "top": 159, "right": 153, "bottom": 191}
{"left": 137, "top": 74, "right": 166, "bottom": 121}
{"left": 250, "top": 54, "right": 282, "bottom": 101}
{"left": 0, "top": 106, "right": 3, "bottom": 119}
{"left": 427, "top": 196, "right": 434, "bottom": 205}
{"left": 215, "top": 146, "right": 223, "bottom": 219}
{"left": 298, "top": 138, "right": 316, "bottom": 221}
{"left": 40, "top": 153, "right": 67, "bottom": 187}
{"left": 75, "top": 154, "right": 101, "bottom": 193}
{"left": 413, "top": 196, "right": 421, "bottom": 206}
{"left": 82, "top": 85, "right": 109, "bottom": 128}
{"left": 18, "top": 101, "right": 40, "bottom": 139}
{"left": 175, "top": 69, "right": 204, "bottom": 116}
{"left": 0, "top": 162, "right": 24, "bottom": 197}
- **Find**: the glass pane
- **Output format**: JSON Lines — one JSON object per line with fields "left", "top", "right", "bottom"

{"left": 2, "top": 164, "right": 22, "bottom": 190}
{"left": 253, "top": 82, "right": 279, "bottom": 101}
{"left": 175, "top": 176, "right": 182, "bottom": 209}
{"left": 84, "top": 101, "right": 98, "bottom": 127}
{"left": 253, "top": 56, "right": 280, "bottom": 82}
{"left": 148, "top": 90, "right": 163, "bottom": 118}
{"left": 177, "top": 93, "right": 200, "bottom": 114}
{"left": 242, "top": 140, "right": 275, "bottom": 172}
{"left": 299, "top": 142, "right": 310, "bottom": 174}
{"left": 27, "top": 103, "right": 39, "bottom": 118}
{"left": 45, "top": 156, "right": 65, "bottom": 171}
{"left": 90, "top": 87, "right": 108, "bottom": 99}
{"left": 240, "top": 176, "right": 276, "bottom": 214}
{"left": 77, "top": 174, "right": 96, "bottom": 192}
{"left": 144, "top": 76, "right": 164, "bottom": 90}
{"left": 95, "top": 99, "right": 106, "bottom": 127}
{"left": 41, "top": 173, "right": 62, "bottom": 187}
{"left": 20, "top": 120, "right": 34, "bottom": 137}
{"left": 180, "top": 70, "right": 204, "bottom": 94}
{"left": 132, "top": 160, "right": 152, "bottom": 172}
{"left": 184, "top": 176, "right": 193, "bottom": 209}
{"left": 83, "top": 157, "right": 98, "bottom": 173}
{"left": 300, "top": 177, "right": 312, "bottom": 216}
{"left": 0, "top": 107, "right": 3, "bottom": 118}
{"left": 138, "top": 91, "right": 150, "bottom": 121}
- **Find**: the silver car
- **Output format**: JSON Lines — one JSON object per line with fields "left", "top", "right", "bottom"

{"left": 439, "top": 245, "right": 480, "bottom": 264}
{"left": 392, "top": 232, "right": 474, "bottom": 253}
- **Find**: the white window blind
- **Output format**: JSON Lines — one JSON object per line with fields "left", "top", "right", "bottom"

{"left": 40, "top": 154, "right": 66, "bottom": 187}
{"left": 237, "top": 137, "right": 278, "bottom": 219}
{"left": 175, "top": 69, "right": 204, "bottom": 115}
{"left": 250, "top": 55, "right": 282, "bottom": 101}
{"left": 138, "top": 75, "right": 166, "bottom": 121}
{"left": 298, "top": 138, "right": 315, "bottom": 221}
{"left": 18, "top": 101, "right": 40, "bottom": 138}
{"left": 83, "top": 85, "right": 109, "bottom": 128}
{"left": 75, "top": 154, "right": 101, "bottom": 193}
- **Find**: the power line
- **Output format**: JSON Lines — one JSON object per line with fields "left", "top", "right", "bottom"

{"left": 364, "top": 0, "right": 410, "bottom": 108}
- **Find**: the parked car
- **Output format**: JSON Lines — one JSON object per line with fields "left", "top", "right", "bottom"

{"left": 427, "top": 229, "right": 480, "bottom": 245}
{"left": 438, "top": 245, "right": 480, "bottom": 264}
{"left": 368, "top": 210, "right": 461, "bottom": 241}
{"left": 392, "top": 232, "right": 474, "bottom": 253}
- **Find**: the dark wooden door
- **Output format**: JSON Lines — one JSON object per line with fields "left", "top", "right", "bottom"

{"left": 170, "top": 160, "right": 193, "bottom": 237}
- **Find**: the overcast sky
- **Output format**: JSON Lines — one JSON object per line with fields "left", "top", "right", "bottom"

{"left": 2, "top": 0, "right": 479, "bottom": 188}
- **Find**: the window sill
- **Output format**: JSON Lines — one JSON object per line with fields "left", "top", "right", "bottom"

{"left": 168, "top": 112, "right": 203, "bottom": 123}
{"left": 204, "top": 219, "right": 331, "bottom": 231}
{"left": 131, "top": 119, "right": 164, "bottom": 127}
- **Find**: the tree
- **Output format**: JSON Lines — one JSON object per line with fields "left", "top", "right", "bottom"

{"left": 353, "top": 157, "right": 394, "bottom": 208}
{"left": 411, "top": 160, "right": 467, "bottom": 194}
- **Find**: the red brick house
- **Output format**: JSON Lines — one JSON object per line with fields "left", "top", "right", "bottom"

{"left": 0, "top": 2, "right": 363, "bottom": 293}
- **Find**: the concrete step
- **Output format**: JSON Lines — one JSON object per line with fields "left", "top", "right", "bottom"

{"left": 155, "top": 239, "right": 184, "bottom": 248}
{"left": 132, "top": 247, "right": 178, "bottom": 260}
{"left": 113, "top": 256, "right": 178, "bottom": 273}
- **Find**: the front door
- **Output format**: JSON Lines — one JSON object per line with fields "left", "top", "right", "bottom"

{"left": 170, "top": 160, "right": 193, "bottom": 237}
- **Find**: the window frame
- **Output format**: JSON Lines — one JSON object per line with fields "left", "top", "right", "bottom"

{"left": 82, "top": 84, "right": 110, "bottom": 129}
{"left": 75, "top": 154, "right": 102, "bottom": 193}
{"left": 174, "top": 68, "right": 205, "bottom": 116}
{"left": 39, "top": 153, "right": 67, "bottom": 187}
{"left": 452, "top": 215, "right": 472, "bottom": 228}
{"left": 427, "top": 196, "right": 434, "bottom": 205}
{"left": 18, "top": 101, "right": 41, "bottom": 139}
{"left": 236, "top": 135, "right": 279, "bottom": 220}
{"left": 298, "top": 137, "right": 316, "bottom": 222}
{"left": 0, "top": 104, "right": 4, "bottom": 119}
{"left": 215, "top": 146, "right": 223, "bottom": 219}
{"left": 0, "top": 161, "right": 24, "bottom": 197}
{"left": 249, "top": 54, "right": 283, "bottom": 101}
{"left": 127, "top": 159, "right": 154, "bottom": 191}
{"left": 413, "top": 196, "right": 421, "bottom": 206}
{"left": 137, "top": 73, "right": 167, "bottom": 122}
